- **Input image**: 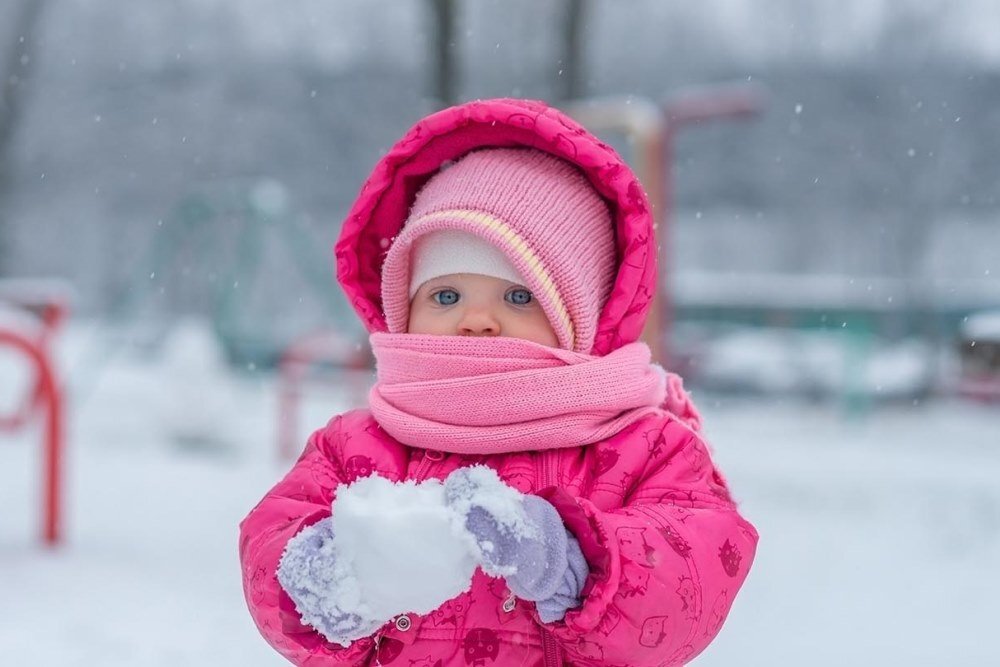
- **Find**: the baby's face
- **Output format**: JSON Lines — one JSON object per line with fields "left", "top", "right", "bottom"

{"left": 407, "top": 273, "right": 558, "bottom": 347}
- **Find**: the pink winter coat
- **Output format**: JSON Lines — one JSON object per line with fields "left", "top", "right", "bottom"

{"left": 239, "top": 98, "right": 758, "bottom": 667}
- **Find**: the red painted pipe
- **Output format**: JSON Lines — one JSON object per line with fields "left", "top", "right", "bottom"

{"left": 0, "top": 327, "right": 63, "bottom": 546}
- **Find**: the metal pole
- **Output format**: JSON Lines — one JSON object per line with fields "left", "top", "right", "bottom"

{"left": 0, "top": 327, "right": 63, "bottom": 545}
{"left": 42, "top": 354, "right": 61, "bottom": 545}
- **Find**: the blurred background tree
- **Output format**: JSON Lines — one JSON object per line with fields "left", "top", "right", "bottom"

{"left": 428, "top": 0, "right": 587, "bottom": 105}
{"left": 0, "top": 0, "right": 46, "bottom": 272}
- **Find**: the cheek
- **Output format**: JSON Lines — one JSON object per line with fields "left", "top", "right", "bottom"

{"left": 407, "top": 303, "right": 452, "bottom": 335}
{"left": 506, "top": 310, "right": 559, "bottom": 346}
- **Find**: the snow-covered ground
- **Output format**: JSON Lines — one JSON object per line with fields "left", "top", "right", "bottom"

{"left": 2, "top": 321, "right": 998, "bottom": 665}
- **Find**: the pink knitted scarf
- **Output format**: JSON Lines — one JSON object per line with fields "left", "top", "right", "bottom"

{"left": 368, "top": 333, "right": 670, "bottom": 454}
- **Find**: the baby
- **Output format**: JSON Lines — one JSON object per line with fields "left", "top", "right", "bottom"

{"left": 239, "top": 98, "right": 757, "bottom": 667}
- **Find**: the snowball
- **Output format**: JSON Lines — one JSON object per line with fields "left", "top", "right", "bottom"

{"left": 280, "top": 467, "right": 537, "bottom": 643}
{"left": 331, "top": 475, "right": 480, "bottom": 620}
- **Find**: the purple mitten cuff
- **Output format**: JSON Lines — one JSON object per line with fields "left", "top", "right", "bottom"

{"left": 535, "top": 529, "right": 589, "bottom": 623}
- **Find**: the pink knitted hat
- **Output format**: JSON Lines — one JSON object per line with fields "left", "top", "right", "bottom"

{"left": 380, "top": 148, "right": 616, "bottom": 352}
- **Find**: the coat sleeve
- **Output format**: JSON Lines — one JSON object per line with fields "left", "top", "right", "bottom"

{"left": 539, "top": 419, "right": 758, "bottom": 667}
{"left": 238, "top": 416, "right": 375, "bottom": 667}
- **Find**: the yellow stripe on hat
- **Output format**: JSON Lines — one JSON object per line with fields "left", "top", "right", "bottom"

{"left": 410, "top": 209, "right": 575, "bottom": 348}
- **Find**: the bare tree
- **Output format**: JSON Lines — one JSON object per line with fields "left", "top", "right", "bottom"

{"left": 428, "top": 0, "right": 457, "bottom": 107}
{"left": 0, "top": 1, "right": 45, "bottom": 151}
{"left": 0, "top": 0, "right": 46, "bottom": 271}
{"left": 427, "top": 0, "right": 589, "bottom": 107}
{"left": 558, "top": 0, "right": 587, "bottom": 102}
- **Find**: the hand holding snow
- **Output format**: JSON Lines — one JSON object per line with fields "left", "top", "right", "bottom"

{"left": 444, "top": 466, "right": 589, "bottom": 622}
{"left": 277, "top": 466, "right": 531, "bottom": 646}
{"left": 442, "top": 465, "right": 541, "bottom": 576}
{"left": 277, "top": 466, "right": 588, "bottom": 645}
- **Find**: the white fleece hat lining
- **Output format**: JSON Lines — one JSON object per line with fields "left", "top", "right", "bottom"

{"left": 408, "top": 229, "right": 526, "bottom": 297}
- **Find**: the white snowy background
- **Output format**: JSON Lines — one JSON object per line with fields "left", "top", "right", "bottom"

{"left": 2, "top": 321, "right": 998, "bottom": 666}
{"left": 3, "top": 1, "right": 1000, "bottom": 665}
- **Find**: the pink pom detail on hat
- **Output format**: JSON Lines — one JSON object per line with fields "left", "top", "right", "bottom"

{"left": 380, "top": 148, "right": 616, "bottom": 353}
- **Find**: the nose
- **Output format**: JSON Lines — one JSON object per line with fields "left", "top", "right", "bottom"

{"left": 457, "top": 308, "right": 500, "bottom": 337}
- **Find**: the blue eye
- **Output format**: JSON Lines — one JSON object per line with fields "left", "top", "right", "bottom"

{"left": 506, "top": 288, "right": 533, "bottom": 305}
{"left": 432, "top": 289, "right": 459, "bottom": 306}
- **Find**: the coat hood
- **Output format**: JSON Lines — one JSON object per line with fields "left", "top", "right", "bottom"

{"left": 334, "top": 98, "right": 657, "bottom": 356}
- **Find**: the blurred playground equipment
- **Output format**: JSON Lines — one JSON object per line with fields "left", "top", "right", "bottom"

{"left": 107, "top": 179, "right": 359, "bottom": 367}
{"left": 0, "top": 279, "right": 70, "bottom": 546}
{"left": 106, "top": 180, "right": 376, "bottom": 459}
{"left": 570, "top": 84, "right": 766, "bottom": 366}
{"left": 572, "top": 89, "right": 998, "bottom": 407}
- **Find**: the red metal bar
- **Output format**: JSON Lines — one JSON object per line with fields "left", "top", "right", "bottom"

{"left": 0, "top": 326, "right": 63, "bottom": 546}
{"left": 1, "top": 284, "right": 68, "bottom": 547}
{"left": 42, "top": 347, "right": 62, "bottom": 545}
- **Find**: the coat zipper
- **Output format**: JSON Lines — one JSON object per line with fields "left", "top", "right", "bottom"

{"left": 540, "top": 449, "right": 554, "bottom": 489}
{"left": 411, "top": 448, "right": 445, "bottom": 481}
{"left": 538, "top": 450, "right": 562, "bottom": 667}
{"left": 540, "top": 624, "right": 562, "bottom": 667}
